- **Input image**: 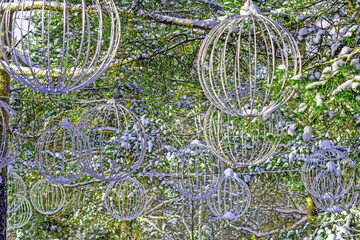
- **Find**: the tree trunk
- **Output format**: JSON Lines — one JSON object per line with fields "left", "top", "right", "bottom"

{"left": 0, "top": 167, "right": 7, "bottom": 240}
{"left": 0, "top": 68, "right": 11, "bottom": 240}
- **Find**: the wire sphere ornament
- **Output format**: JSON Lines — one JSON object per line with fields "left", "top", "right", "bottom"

{"left": 0, "top": 100, "right": 17, "bottom": 169}
{"left": 204, "top": 105, "right": 283, "bottom": 167}
{"left": 35, "top": 118, "right": 90, "bottom": 184}
{"left": 78, "top": 100, "right": 147, "bottom": 181}
{"left": 170, "top": 143, "right": 223, "bottom": 200}
{"left": 30, "top": 179, "right": 66, "bottom": 215}
{"left": 302, "top": 147, "right": 356, "bottom": 199}
{"left": 0, "top": 0, "right": 121, "bottom": 94}
{"left": 104, "top": 177, "right": 147, "bottom": 221}
{"left": 207, "top": 169, "right": 251, "bottom": 221}
{"left": 311, "top": 179, "right": 358, "bottom": 214}
{"left": 197, "top": 0, "right": 301, "bottom": 117}
{"left": 7, "top": 171, "right": 27, "bottom": 213}
{"left": 7, "top": 197, "right": 32, "bottom": 229}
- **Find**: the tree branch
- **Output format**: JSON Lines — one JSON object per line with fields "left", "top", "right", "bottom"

{"left": 110, "top": 36, "right": 204, "bottom": 68}
{"left": 231, "top": 216, "right": 308, "bottom": 238}
{"left": 1, "top": 1, "right": 219, "bottom": 31}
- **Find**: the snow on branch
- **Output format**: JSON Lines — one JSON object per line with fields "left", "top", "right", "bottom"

{"left": 0, "top": 1, "right": 219, "bottom": 31}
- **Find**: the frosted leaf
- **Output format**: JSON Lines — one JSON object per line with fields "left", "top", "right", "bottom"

{"left": 303, "top": 126, "right": 313, "bottom": 142}
{"left": 288, "top": 123, "right": 297, "bottom": 136}
{"left": 299, "top": 28, "right": 309, "bottom": 36}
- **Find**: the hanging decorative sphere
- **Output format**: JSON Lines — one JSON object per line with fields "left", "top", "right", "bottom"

{"left": 311, "top": 181, "right": 358, "bottom": 214}
{"left": 302, "top": 147, "right": 356, "bottom": 199}
{"left": 78, "top": 100, "right": 147, "bottom": 181}
{"left": 170, "top": 143, "right": 223, "bottom": 200}
{"left": 207, "top": 169, "right": 251, "bottom": 221}
{"left": 35, "top": 118, "right": 90, "bottom": 184}
{"left": 197, "top": 0, "right": 301, "bottom": 117}
{"left": 0, "top": 0, "right": 121, "bottom": 94}
{"left": 7, "top": 198, "right": 32, "bottom": 229}
{"left": 7, "top": 171, "right": 27, "bottom": 213}
{"left": 0, "top": 100, "right": 17, "bottom": 169}
{"left": 30, "top": 179, "right": 66, "bottom": 215}
{"left": 105, "top": 177, "right": 147, "bottom": 220}
{"left": 204, "top": 105, "right": 283, "bottom": 167}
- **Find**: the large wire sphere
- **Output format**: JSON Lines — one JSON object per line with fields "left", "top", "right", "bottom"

{"left": 197, "top": 0, "right": 301, "bottom": 117}
{"left": 302, "top": 148, "right": 356, "bottom": 199}
{"left": 7, "top": 171, "right": 27, "bottom": 213}
{"left": 204, "top": 105, "right": 283, "bottom": 167}
{"left": 105, "top": 177, "right": 147, "bottom": 221}
{"left": 207, "top": 169, "right": 251, "bottom": 221}
{"left": 78, "top": 100, "right": 147, "bottom": 181}
{"left": 170, "top": 143, "right": 223, "bottom": 200}
{"left": 35, "top": 118, "right": 89, "bottom": 184}
{"left": 30, "top": 179, "right": 66, "bottom": 215}
{"left": 0, "top": 0, "right": 121, "bottom": 94}
{"left": 7, "top": 197, "right": 32, "bottom": 229}
{"left": 0, "top": 101, "right": 17, "bottom": 169}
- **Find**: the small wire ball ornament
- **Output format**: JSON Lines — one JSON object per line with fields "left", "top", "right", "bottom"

{"left": 197, "top": 0, "right": 301, "bottom": 117}
{"left": 0, "top": 0, "right": 121, "bottom": 94}
{"left": 311, "top": 180, "right": 358, "bottom": 214}
{"left": 170, "top": 143, "right": 223, "bottom": 200}
{"left": 104, "top": 177, "right": 147, "bottom": 221}
{"left": 35, "top": 118, "right": 90, "bottom": 184}
{"left": 204, "top": 105, "right": 283, "bottom": 167}
{"left": 7, "top": 197, "right": 32, "bottom": 229}
{"left": 0, "top": 100, "right": 17, "bottom": 169}
{"left": 7, "top": 171, "right": 27, "bottom": 213}
{"left": 207, "top": 169, "right": 251, "bottom": 221}
{"left": 30, "top": 179, "right": 66, "bottom": 215}
{"left": 302, "top": 145, "right": 356, "bottom": 199}
{"left": 78, "top": 100, "right": 147, "bottom": 181}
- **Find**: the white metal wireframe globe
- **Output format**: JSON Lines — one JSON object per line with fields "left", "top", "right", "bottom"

{"left": 0, "top": 0, "right": 121, "bottom": 94}
{"left": 204, "top": 105, "right": 283, "bottom": 167}
{"left": 302, "top": 148, "right": 356, "bottom": 199}
{"left": 312, "top": 181, "right": 358, "bottom": 214}
{"left": 207, "top": 169, "right": 251, "bottom": 221}
{"left": 170, "top": 143, "right": 223, "bottom": 200}
{"left": 0, "top": 101, "right": 17, "bottom": 169}
{"left": 7, "top": 197, "right": 32, "bottom": 229}
{"left": 197, "top": 0, "right": 301, "bottom": 117}
{"left": 78, "top": 100, "right": 147, "bottom": 181}
{"left": 105, "top": 177, "right": 147, "bottom": 220}
{"left": 35, "top": 118, "right": 89, "bottom": 184}
{"left": 30, "top": 179, "right": 66, "bottom": 215}
{"left": 7, "top": 171, "right": 27, "bottom": 213}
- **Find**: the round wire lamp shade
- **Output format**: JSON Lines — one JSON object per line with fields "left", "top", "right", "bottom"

{"left": 302, "top": 148, "right": 356, "bottom": 199}
{"left": 204, "top": 105, "right": 283, "bottom": 167}
{"left": 207, "top": 169, "right": 251, "bottom": 221}
{"left": 0, "top": 0, "right": 121, "bottom": 94}
{"left": 30, "top": 179, "right": 66, "bottom": 215}
{"left": 78, "top": 100, "right": 147, "bottom": 181}
{"left": 197, "top": 0, "right": 301, "bottom": 117}
{"left": 170, "top": 143, "right": 223, "bottom": 200}
{"left": 7, "top": 197, "right": 32, "bottom": 229}
{"left": 35, "top": 118, "right": 89, "bottom": 184}
{"left": 105, "top": 177, "right": 147, "bottom": 221}
{"left": 0, "top": 100, "right": 17, "bottom": 169}
{"left": 7, "top": 171, "right": 27, "bottom": 213}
